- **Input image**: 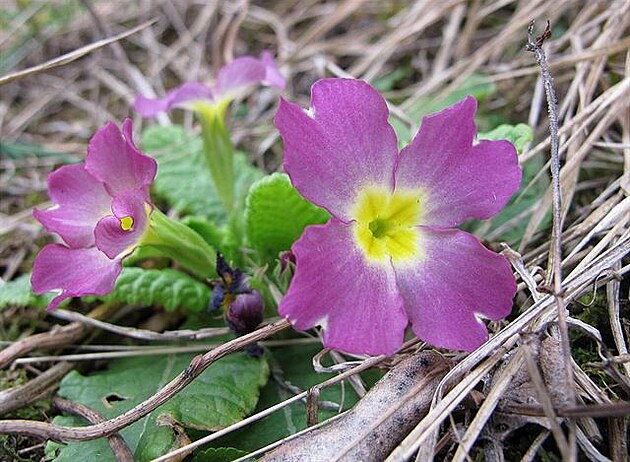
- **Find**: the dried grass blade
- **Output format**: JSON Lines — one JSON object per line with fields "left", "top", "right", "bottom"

{"left": 0, "top": 19, "right": 157, "bottom": 86}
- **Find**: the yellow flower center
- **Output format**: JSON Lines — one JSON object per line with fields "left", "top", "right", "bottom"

{"left": 352, "top": 186, "right": 424, "bottom": 263}
{"left": 120, "top": 216, "right": 134, "bottom": 231}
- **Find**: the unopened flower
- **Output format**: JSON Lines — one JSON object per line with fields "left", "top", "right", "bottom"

{"left": 274, "top": 78, "right": 522, "bottom": 355}
{"left": 227, "top": 291, "right": 264, "bottom": 336}
{"left": 209, "top": 252, "right": 250, "bottom": 312}
{"left": 32, "top": 120, "right": 156, "bottom": 310}
{"left": 134, "top": 51, "right": 285, "bottom": 117}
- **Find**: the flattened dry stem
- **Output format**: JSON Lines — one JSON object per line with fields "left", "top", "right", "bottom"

{"left": 261, "top": 351, "right": 451, "bottom": 462}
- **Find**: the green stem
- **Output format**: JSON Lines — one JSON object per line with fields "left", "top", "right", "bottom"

{"left": 140, "top": 208, "right": 216, "bottom": 279}
{"left": 195, "top": 101, "right": 235, "bottom": 215}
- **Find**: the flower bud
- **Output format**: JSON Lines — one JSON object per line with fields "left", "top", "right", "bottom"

{"left": 226, "top": 290, "right": 264, "bottom": 335}
{"left": 279, "top": 250, "right": 296, "bottom": 274}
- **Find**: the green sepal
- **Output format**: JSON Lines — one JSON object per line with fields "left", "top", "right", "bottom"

{"left": 140, "top": 208, "right": 216, "bottom": 279}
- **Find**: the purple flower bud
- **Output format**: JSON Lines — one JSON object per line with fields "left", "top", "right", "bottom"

{"left": 216, "top": 252, "right": 250, "bottom": 294}
{"left": 279, "top": 250, "right": 296, "bottom": 274}
{"left": 226, "top": 290, "right": 264, "bottom": 335}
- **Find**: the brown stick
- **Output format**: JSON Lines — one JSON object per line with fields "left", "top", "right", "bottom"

{"left": 0, "top": 319, "right": 291, "bottom": 441}
{"left": 0, "top": 362, "right": 74, "bottom": 415}
{"left": 53, "top": 397, "right": 134, "bottom": 462}
{"left": 0, "top": 323, "right": 86, "bottom": 369}
{"left": 526, "top": 19, "right": 577, "bottom": 461}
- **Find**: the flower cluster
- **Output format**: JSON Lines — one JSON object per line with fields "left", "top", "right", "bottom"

{"left": 274, "top": 78, "right": 522, "bottom": 355}
{"left": 31, "top": 120, "right": 157, "bottom": 310}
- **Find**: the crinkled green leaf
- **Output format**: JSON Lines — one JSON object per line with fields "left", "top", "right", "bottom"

{"left": 47, "top": 353, "right": 269, "bottom": 461}
{"left": 103, "top": 267, "right": 211, "bottom": 312}
{"left": 0, "top": 273, "right": 54, "bottom": 309}
{"left": 140, "top": 125, "right": 264, "bottom": 221}
{"left": 245, "top": 173, "right": 329, "bottom": 262}
{"left": 479, "top": 123, "right": 533, "bottom": 154}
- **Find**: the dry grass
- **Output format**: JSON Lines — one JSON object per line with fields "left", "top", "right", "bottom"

{"left": 1, "top": 0, "right": 629, "bottom": 460}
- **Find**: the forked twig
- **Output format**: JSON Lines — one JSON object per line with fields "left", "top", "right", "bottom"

{"left": 53, "top": 397, "right": 133, "bottom": 462}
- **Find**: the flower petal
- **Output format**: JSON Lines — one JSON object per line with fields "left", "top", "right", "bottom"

{"left": 260, "top": 50, "right": 286, "bottom": 90}
{"left": 134, "top": 82, "right": 215, "bottom": 117}
{"left": 279, "top": 219, "right": 407, "bottom": 355}
{"left": 33, "top": 164, "right": 112, "bottom": 247}
{"left": 94, "top": 191, "right": 149, "bottom": 259}
{"left": 275, "top": 78, "right": 398, "bottom": 220}
{"left": 31, "top": 244, "right": 122, "bottom": 311}
{"left": 394, "top": 96, "right": 521, "bottom": 227}
{"left": 85, "top": 119, "right": 157, "bottom": 197}
{"left": 394, "top": 227, "right": 516, "bottom": 351}
{"left": 214, "top": 52, "right": 285, "bottom": 100}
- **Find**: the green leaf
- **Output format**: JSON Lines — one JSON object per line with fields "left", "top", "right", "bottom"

{"left": 0, "top": 274, "right": 53, "bottom": 309}
{"left": 191, "top": 447, "right": 249, "bottom": 462}
{"left": 479, "top": 123, "right": 533, "bottom": 154}
{"left": 245, "top": 173, "right": 329, "bottom": 262}
{"left": 372, "top": 67, "right": 411, "bottom": 92}
{"left": 181, "top": 216, "right": 241, "bottom": 266}
{"left": 47, "top": 353, "right": 269, "bottom": 461}
{"left": 103, "top": 267, "right": 211, "bottom": 312}
{"left": 211, "top": 342, "right": 383, "bottom": 453}
{"left": 140, "top": 125, "right": 264, "bottom": 222}
{"left": 0, "top": 141, "right": 76, "bottom": 162}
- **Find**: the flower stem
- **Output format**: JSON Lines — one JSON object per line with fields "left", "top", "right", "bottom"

{"left": 195, "top": 102, "right": 235, "bottom": 215}
{"left": 140, "top": 208, "right": 216, "bottom": 279}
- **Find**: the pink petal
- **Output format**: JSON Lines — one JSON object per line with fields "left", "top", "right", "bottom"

{"left": 214, "top": 52, "right": 285, "bottom": 100}
{"left": 94, "top": 191, "right": 149, "bottom": 260}
{"left": 260, "top": 51, "right": 286, "bottom": 90}
{"left": 394, "top": 227, "right": 516, "bottom": 351}
{"left": 33, "top": 164, "right": 112, "bottom": 247}
{"left": 31, "top": 244, "right": 122, "bottom": 311}
{"left": 279, "top": 219, "right": 407, "bottom": 355}
{"left": 85, "top": 119, "right": 157, "bottom": 197}
{"left": 394, "top": 97, "right": 521, "bottom": 227}
{"left": 134, "top": 82, "right": 215, "bottom": 117}
{"left": 275, "top": 78, "right": 398, "bottom": 220}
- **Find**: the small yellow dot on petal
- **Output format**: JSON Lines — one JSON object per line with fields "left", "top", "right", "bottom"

{"left": 120, "top": 216, "right": 134, "bottom": 231}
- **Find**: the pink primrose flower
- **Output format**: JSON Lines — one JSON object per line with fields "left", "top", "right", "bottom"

{"left": 134, "top": 51, "right": 286, "bottom": 117}
{"left": 31, "top": 119, "right": 157, "bottom": 310}
{"left": 274, "top": 78, "right": 522, "bottom": 355}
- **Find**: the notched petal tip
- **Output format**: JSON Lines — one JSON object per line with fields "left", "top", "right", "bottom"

{"left": 396, "top": 228, "right": 516, "bottom": 352}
